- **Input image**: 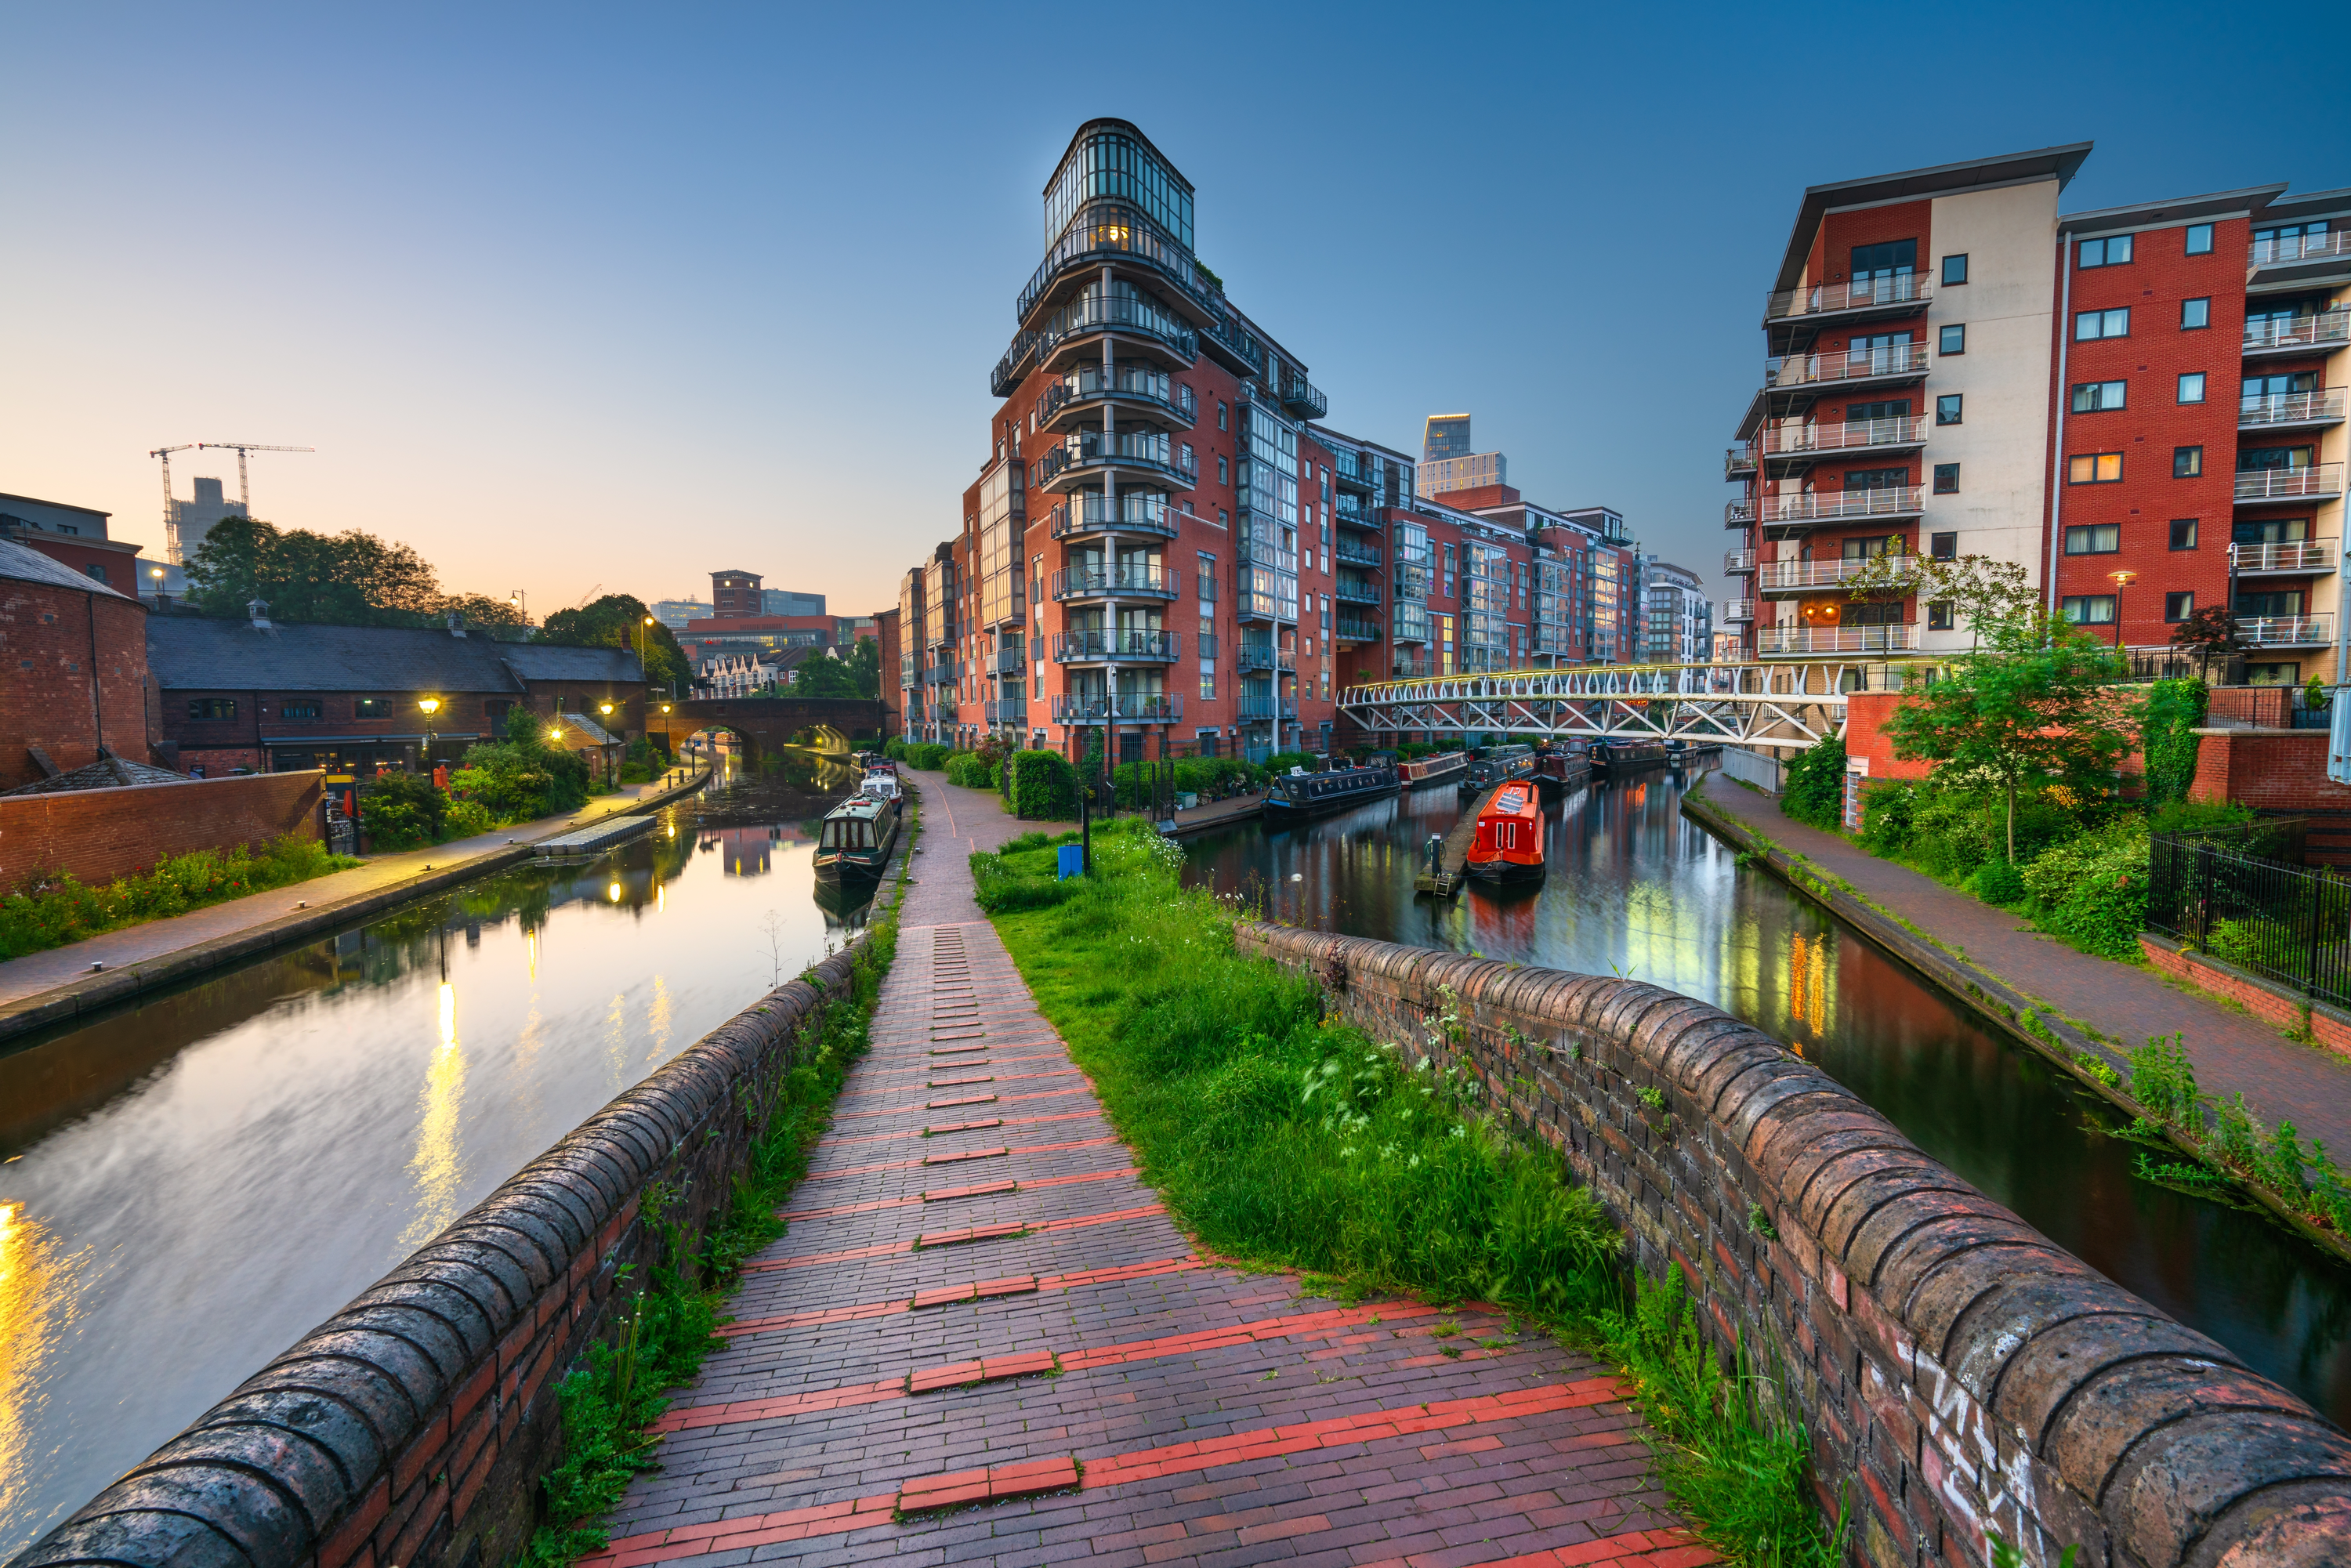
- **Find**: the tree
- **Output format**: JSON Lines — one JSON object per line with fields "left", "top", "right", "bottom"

{"left": 792, "top": 637, "right": 880, "bottom": 700}
{"left": 537, "top": 594, "right": 690, "bottom": 691}
{"left": 1841, "top": 552, "right": 2037, "bottom": 648}
{"left": 2170, "top": 604, "right": 2241, "bottom": 678}
{"left": 184, "top": 516, "right": 522, "bottom": 630}
{"left": 1883, "top": 611, "right": 2131, "bottom": 861}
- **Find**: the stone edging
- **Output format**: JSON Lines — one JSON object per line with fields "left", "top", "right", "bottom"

{"left": 1233, "top": 921, "right": 2351, "bottom": 1568}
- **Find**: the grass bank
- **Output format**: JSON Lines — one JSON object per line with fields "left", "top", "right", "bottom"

{"left": 0, "top": 834, "right": 360, "bottom": 959}
{"left": 516, "top": 796, "right": 914, "bottom": 1567}
{"left": 975, "top": 819, "right": 1838, "bottom": 1568}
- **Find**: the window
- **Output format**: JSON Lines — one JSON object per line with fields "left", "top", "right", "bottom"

{"left": 1841, "top": 534, "right": 1904, "bottom": 559}
{"left": 2074, "top": 308, "right": 2130, "bottom": 340}
{"left": 1851, "top": 239, "right": 1917, "bottom": 277}
{"left": 1940, "top": 253, "right": 1969, "bottom": 285}
{"left": 355, "top": 697, "right": 387, "bottom": 718}
{"left": 2078, "top": 234, "right": 2133, "bottom": 268}
{"left": 1927, "top": 600, "right": 1955, "bottom": 630}
{"left": 1843, "top": 467, "right": 1908, "bottom": 491}
{"left": 1847, "top": 398, "right": 1910, "bottom": 422}
{"left": 2181, "top": 297, "right": 2210, "bottom": 330}
{"left": 1216, "top": 400, "right": 1228, "bottom": 430}
{"left": 2164, "top": 592, "right": 2194, "bottom": 623}
{"left": 2070, "top": 380, "right": 2128, "bottom": 412}
{"left": 2063, "top": 524, "right": 2121, "bottom": 555}
{"left": 1937, "top": 324, "right": 1966, "bottom": 355}
{"left": 280, "top": 701, "right": 321, "bottom": 719}
{"left": 1200, "top": 668, "right": 1215, "bottom": 701}
{"left": 2237, "top": 590, "right": 2306, "bottom": 618}
{"left": 2177, "top": 373, "right": 2205, "bottom": 404}
{"left": 188, "top": 697, "right": 237, "bottom": 720}
{"left": 1936, "top": 394, "right": 1963, "bottom": 425}
{"left": 2234, "top": 516, "right": 2311, "bottom": 545}
{"left": 1933, "top": 463, "right": 1961, "bottom": 494}
{"left": 2069, "top": 453, "right": 2124, "bottom": 484}
{"left": 1930, "top": 531, "right": 1958, "bottom": 560}
{"left": 2169, "top": 518, "right": 2200, "bottom": 550}
{"left": 84, "top": 563, "right": 107, "bottom": 582}
{"left": 1218, "top": 454, "right": 1229, "bottom": 485}
{"left": 2173, "top": 446, "right": 2203, "bottom": 478}
{"left": 1181, "top": 442, "right": 1194, "bottom": 473}
{"left": 1218, "top": 508, "right": 1229, "bottom": 526}
{"left": 485, "top": 700, "right": 513, "bottom": 719}
{"left": 2061, "top": 595, "right": 2117, "bottom": 625}
{"left": 2185, "top": 223, "right": 2213, "bottom": 256}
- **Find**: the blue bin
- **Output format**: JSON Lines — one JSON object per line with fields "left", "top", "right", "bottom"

{"left": 1056, "top": 844, "right": 1085, "bottom": 881}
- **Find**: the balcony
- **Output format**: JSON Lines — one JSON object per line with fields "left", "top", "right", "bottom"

{"left": 994, "top": 648, "right": 1027, "bottom": 675}
{"left": 930, "top": 701, "right": 960, "bottom": 722}
{"left": 1755, "top": 623, "right": 1919, "bottom": 656}
{"left": 1236, "top": 644, "right": 1295, "bottom": 673}
{"left": 1335, "top": 616, "right": 1380, "bottom": 643}
{"left": 1760, "top": 415, "right": 1930, "bottom": 463}
{"left": 2232, "top": 539, "right": 2340, "bottom": 575}
{"left": 1049, "top": 494, "right": 1179, "bottom": 542}
{"left": 2235, "top": 464, "right": 2345, "bottom": 504}
{"left": 902, "top": 701, "right": 924, "bottom": 722}
{"left": 1236, "top": 697, "right": 1299, "bottom": 722}
{"left": 1050, "top": 693, "right": 1184, "bottom": 723}
{"left": 1334, "top": 498, "right": 1380, "bottom": 531}
{"left": 1756, "top": 555, "right": 1920, "bottom": 596}
{"left": 1033, "top": 432, "right": 1197, "bottom": 494}
{"left": 1765, "top": 342, "right": 1930, "bottom": 392}
{"left": 2244, "top": 310, "right": 2349, "bottom": 357}
{"left": 1721, "top": 600, "right": 1755, "bottom": 622}
{"left": 923, "top": 661, "right": 960, "bottom": 685}
{"left": 1016, "top": 205, "right": 1217, "bottom": 329}
{"left": 1039, "top": 370, "right": 1198, "bottom": 433}
{"left": 1278, "top": 375, "right": 1328, "bottom": 421}
{"left": 1725, "top": 444, "right": 1756, "bottom": 478}
{"left": 1765, "top": 273, "right": 1933, "bottom": 324}
{"left": 2236, "top": 614, "right": 2335, "bottom": 647}
{"left": 1335, "top": 538, "right": 1382, "bottom": 568}
{"left": 2241, "top": 389, "right": 2348, "bottom": 431}
{"left": 984, "top": 699, "right": 1027, "bottom": 723}
{"left": 1334, "top": 464, "right": 1376, "bottom": 495}
{"left": 1390, "top": 657, "right": 1433, "bottom": 679}
{"left": 2250, "top": 230, "right": 2351, "bottom": 270}
{"left": 1756, "top": 487, "right": 1926, "bottom": 530}
{"left": 1725, "top": 499, "right": 1756, "bottom": 530}
{"left": 1724, "top": 549, "right": 1758, "bottom": 574}
{"left": 996, "top": 292, "right": 1202, "bottom": 397}
{"left": 1053, "top": 629, "right": 1180, "bottom": 663}
{"left": 1335, "top": 578, "right": 1381, "bottom": 606}
{"left": 1050, "top": 564, "right": 1180, "bottom": 602}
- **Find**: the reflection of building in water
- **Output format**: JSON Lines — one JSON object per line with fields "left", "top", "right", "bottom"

{"left": 704, "top": 824, "right": 810, "bottom": 877}
{"left": 1787, "top": 932, "right": 1831, "bottom": 1042}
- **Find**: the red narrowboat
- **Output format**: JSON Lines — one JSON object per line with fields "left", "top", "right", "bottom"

{"left": 1465, "top": 782, "right": 1545, "bottom": 883}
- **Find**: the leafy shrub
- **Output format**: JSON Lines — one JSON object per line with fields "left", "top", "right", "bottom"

{"left": 2150, "top": 798, "right": 2255, "bottom": 838}
{"left": 969, "top": 849, "right": 1078, "bottom": 911}
{"left": 1110, "top": 755, "right": 1259, "bottom": 806}
{"left": 0, "top": 835, "right": 356, "bottom": 958}
{"left": 1006, "top": 748, "right": 1078, "bottom": 819}
{"left": 618, "top": 762, "right": 652, "bottom": 785}
{"left": 944, "top": 751, "right": 998, "bottom": 789}
{"left": 901, "top": 742, "right": 955, "bottom": 770}
{"left": 1780, "top": 734, "right": 1846, "bottom": 830}
{"left": 1968, "top": 857, "right": 2026, "bottom": 905}
{"left": 883, "top": 738, "right": 908, "bottom": 761}
{"left": 361, "top": 772, "right": 447, "bottom": 849}
{"left": 2020, "top": 817, "right": 2149, "bottom": 957}
{"left": 2139, "top": 678, "right": 2209, "bottom": 806}
{"left": 444, "top": 798, "right": 496, "bottom": 839}
{"left": 1263, "top": 750, "right": 1317, "bottom": 776}
{"left": 1856, "top": 779, "right": 1915, "bottom": 857}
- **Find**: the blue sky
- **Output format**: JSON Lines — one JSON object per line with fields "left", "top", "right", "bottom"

{"left": 4, "top": 1, "right": 2346, "bottom": 619}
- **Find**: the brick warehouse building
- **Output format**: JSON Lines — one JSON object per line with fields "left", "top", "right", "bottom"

{"left": 0, "top": 538, "right": 160, "bottom": 791}
{"left": 895, "top": 119, "right": 1647, "bottom": 764}
{"left": 1724, "top": 143, "right": 2347, "bottom": 678}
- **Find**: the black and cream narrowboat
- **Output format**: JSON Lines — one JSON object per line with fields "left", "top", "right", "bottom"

{"left": 1262, "top": 762, "right": 1402, "bottom": 824}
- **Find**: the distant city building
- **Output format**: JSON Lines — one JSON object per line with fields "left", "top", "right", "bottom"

{"left": 168, "top": 476, "right": 248, "bottom": 564}
{"left": 761, "top": 588, "right": 825, "bottom": 617}
{"left": 1421, "top": 451, "right": 1507, "bottom": 497}
{"left": 1639, "top": 559, "right": 1712, "bottom": 663}
{"left": 1712, "top": 630, "right": 1745, "bottom": 663}
{"left": 650, "top": 599, "right": 712, "bottom": 631}
{"left": 0, "top": 491, "right": 147, "bottom": 596}
{"left": 709, "top": 569, "right": 763, "bottom": 617}
{"left": 1423, "top": 414, "right": 1472, "bottom": 462}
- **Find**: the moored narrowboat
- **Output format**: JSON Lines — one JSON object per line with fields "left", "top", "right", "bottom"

{"left": 1262, "top": 762, "right": 1401, "bottom": 824}
{"left": 1465, "top": 782, "right": 1545, "bottom": 882}
{"left": 1531, "top": 745, "right": 1591, "bottom": 795}
{"left": 1458, "top": 744, "right": 1537, "bottom": 795}
{"left": 1396, "top": 750, "right": 1468, "bottom": 789}
{"left": 1589, "top": 738, "right": 1670, "bottom": 775}
{"left": 813, "top": 793, "right": 899, "bottom": 880}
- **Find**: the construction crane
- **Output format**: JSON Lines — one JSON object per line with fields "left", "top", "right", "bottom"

{"left": 197, "top": 442, "right": 314, "bottom": 510}
{"left": 149, "top": 444, "right": 197, "bottom": 563}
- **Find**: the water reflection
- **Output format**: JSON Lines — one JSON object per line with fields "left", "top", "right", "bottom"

{"left": 0, "top": 756, "right": 864, "bottom": 1556}
{"left": 1183, "top": 763, "right": 2351, "bottom": 1429}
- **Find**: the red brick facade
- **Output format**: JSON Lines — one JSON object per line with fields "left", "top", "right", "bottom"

{"left": 0, "top": 770, "right": 321, "bottom": 889}
{"left": 0, "top": 570, "right": 158, "bottom": 791}
{"left": 2186, "top": 726, "right": 2351, "bottom": 809}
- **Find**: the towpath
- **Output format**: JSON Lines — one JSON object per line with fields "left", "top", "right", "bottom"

{"left": 583, "top": 772, "right": 1711, "bottom": 1568}
{"left": 1691, "top": 773, "right": 2351, "bottom": 1159}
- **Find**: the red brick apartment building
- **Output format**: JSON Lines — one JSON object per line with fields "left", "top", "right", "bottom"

{"left": 896, "top": 119, "right": 1643, "bottom": 764}
{"left": 1725, "top": 144, "right": 2348, "bottom": 680}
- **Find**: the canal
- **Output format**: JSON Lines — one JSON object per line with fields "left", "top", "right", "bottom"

{"left": 1182, "top": 762, "right": 2351, "bottom": 1430}
{"left": 0, "top": 750, "right": 871, "bottom": 1556}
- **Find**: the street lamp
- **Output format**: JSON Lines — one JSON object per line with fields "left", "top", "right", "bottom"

{"left": 418, "top": 697, "right": 441, "bottom": 772}
{"left": 509, "top": 589, "right": 527, "bottom": 627}
{"left": 2108, "top": 570, "right": 2138, "bottom": 650}
{"left": 148, "top": 565, "right": 166, "bottom": 609}
{"left": 600, "top": 703, "right": 617, "bottom": 786}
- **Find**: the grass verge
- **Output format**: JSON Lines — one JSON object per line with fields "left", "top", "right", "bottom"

{"left": 513, "top": 797, "right": 914, "bottom": 1567}
{"left": 0, "top": 834, "right": 360, "bottom": 959}
{"left": 976, "top": 819, "right": 1840, "bottom": 1567}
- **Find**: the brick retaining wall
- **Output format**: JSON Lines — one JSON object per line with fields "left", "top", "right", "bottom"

{"left": 13, "top": 942, "right": 865, "bottom": 1568}
{"left": 1235, "top": 923, "right": 2351, "bottom": 1568}
{"left": 2187, "top": 728, "right": 2351, "bottom": 813}
{"left": 2138, "top": 933, "right": 2351, "bottom": 1060}
{"left": 0, "top": 771, "right": 323, "bottom": 891}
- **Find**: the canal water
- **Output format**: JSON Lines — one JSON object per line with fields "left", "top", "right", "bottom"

{"left": 1182, "top": 763, "right": 2351, "bottom": 1430}
{"left": 0, "top": 751, "right": 869, "bottom": 1556}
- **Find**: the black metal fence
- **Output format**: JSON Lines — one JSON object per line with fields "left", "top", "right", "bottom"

{"left": 2148, "top": 835, "right": 2351, "bottom": 1008}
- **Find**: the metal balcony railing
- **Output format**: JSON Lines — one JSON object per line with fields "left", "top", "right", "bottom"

{"left": 1756, "top": 555, "right": 1920, "bottom": 592}
{"left": 2241, "top": 389, "right": 2348, "bottom": 429}
{"left": 1725, "top": 444, "right": 1757, "bottom": 477}
{"left": 994, "top": 292, "right": 1201, "bottom": 397}
{"left": 2251, "top": 231, "right": 2351, "bottom": 268}
{"left": 1765, "top": 273, "right": 1932, "bottom": 321}
{"left": 994, "top": 648, "right": 1027, "bottom": 675}
{"left": 2235, "top": 465, "right": 2344, "bottom": 503}
{"left": 1724, "top": 549, "right": 1758, "bottom": 574}
{"left": 1049, "top": 565, "right": 1180, "bottom": 601}
{"left": 1052, "top": 630, "right": 1180, "bottom": 662}
{"left": 1235, "top": 644, "right": 1295, "bottom": 673}
{"left": 923, "top": 661, "right": 960, "bottom": 686}
{"left": 1016, "top": 205, "right": 1214, "bottom": 324}
{"left": 1759, "top": 487, "right": 1925, "bottom": 525}
{"left": 1279, "top": 376, "right": 1328, "bottom": 420}
{"left": 1040, "top": 371, "right": 1198, "bottom": 428}
{"left": 1050, "top": 693, "right": 1183, "bottom": 722}
{"left": 1755, "top": 623, "right": 1919, "bottom": 655}
{"left": 1334, "top": 498, "right": 1379, "bottom": 530}
{"left": 2236, "top": 614, "right": 2335, "bottom": 646}
{"left": 1390, "top": 657, "right": 1433, "bottom": 679}
{"left": 1721, "top": 600, "right": 1755, "bottom": 622}
{"left": 1049, "top": 495, "right": 1177, "bottom": 541}
{"left": 1334, "top": 463, "right": 1376, "bottom": 494}
{"left": 1725, "top": 500, "right": 1756, "bottom": 528}
{"left": 1335, "top": 579, "right": 1381, "bottom": 605}
{"left": 929, "top": 701, "right": 960, "bottom": 721}
{"left": 2230, "top": 539, "right": 2339, "bottom": 574}
{"left": 1762, "top": 415, "right": 1931, "bottom": 457}
{"left": 984, "top": 699, "right": 1027, "bottom": 723}
{"left": 2244, "top": 310, "right": 2350, "bottom": 353}
{"left": 1335, "top": 617, "right": 1379, "bottom": 642}
{"left": 1335, "top": 539, "right": 1382, "bottom": 567}
{"left": 1034, "top": 435, "right": 1197, "bottom": 491}
{"left": 1235, "top": 697, "right": 1299, "bottom": 722}
{"left": 1765, "top": 341, "right": 1930, "bottom": 389}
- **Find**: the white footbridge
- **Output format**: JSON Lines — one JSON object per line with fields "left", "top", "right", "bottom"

{"left": 1339, "top": 659, "right": 1928, "bottom": 752}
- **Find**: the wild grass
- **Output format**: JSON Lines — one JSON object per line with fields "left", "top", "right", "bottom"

{"left": 0, "top": 833, "right": 359, "bottom": 958}
{"left": 984, "top": 820, "right": 1839, "bottom": 1566}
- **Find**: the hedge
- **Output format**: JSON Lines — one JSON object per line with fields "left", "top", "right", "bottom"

{"left": 1007, "top": 749, "right": 1078, "bottom": 819}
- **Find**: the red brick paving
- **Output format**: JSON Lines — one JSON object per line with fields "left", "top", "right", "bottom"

{"left": 581, "top": 775, "right": 1709, "bottom": 1568}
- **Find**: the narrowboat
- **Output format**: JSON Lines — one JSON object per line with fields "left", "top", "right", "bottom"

{"left": 1589, "top": 738, "right": 1670, "bottom": 775}
{"left": 1396, "top": 750, "right": 1468, "bottom": 790}
{"left": 859, "top": 770, "right": 903, "bottom": 812}
{"left": 1262, "top": 762, "right": 1401, "bottom": 824}
{"left": 1465, "top": 781, "right": 1545, "bottom": 883}
{"left": 1458, "top": 744, "right": 1538, "bottom": 796}
{"left": 1531, "top": 746, "right": 1592, "bottom": 795}
{"left": 813, "top": 793, "right": 899, "bottom": 880}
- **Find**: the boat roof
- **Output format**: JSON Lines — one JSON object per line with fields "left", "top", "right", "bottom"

{"left": 825, "top": 794, "right": 892, "bottom": 820}
{"left": 1481, "top": 784, "right": 1540, "bottom": 816}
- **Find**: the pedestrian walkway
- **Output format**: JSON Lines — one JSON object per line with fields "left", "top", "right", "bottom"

{"left": 1693, "top": 773, "right": 2351, "bottom": 1158}
{"left": 582, "top": 772, "right": 1710, "bottom": 1568}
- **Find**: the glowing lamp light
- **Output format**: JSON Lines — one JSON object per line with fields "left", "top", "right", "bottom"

{"left": 607, "top": 882, "right": 622, "bottom": 902}
{"left": 548, "top": 726, "right": 564, "bottom": 742}
{"left": 418, "top": 697, "right": 441, "bottom": 715}
{"left": 600, "top": 703, "right": 614, "bottom": 715}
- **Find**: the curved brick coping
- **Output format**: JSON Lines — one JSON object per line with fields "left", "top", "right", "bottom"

{"left": 1234, "top": 923, "right": 2351, "bottom": 1568}
{"left": 13, "top": 942, "right": 866, "bottom": 1568}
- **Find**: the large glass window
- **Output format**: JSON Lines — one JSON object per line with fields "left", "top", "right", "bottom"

{"left": 2060, "top": 595, "right": 2117, "bottom": 625}
{"left": 1850, "top": 239, "right": 1917, "bottom": 278}
{"left": 2078, "top": 234, "right": 2133, "bottom": 268}
{"left": 2074, "top": 308, "right": 2130, "bottom": 340}
{"left": 1043, "top": 125, "right": 1194, "bottom": 249}
{"left": 2070, "top": 380, "right": 2128, "bottom": 412}
{"left": 2063, "top": 524, "right": 2121, "bottom": 554}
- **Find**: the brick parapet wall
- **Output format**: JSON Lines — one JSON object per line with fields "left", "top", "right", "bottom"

{"left": 1233, "top": 923, "right": 2351, "bottom": 1568}
{"left": 0, "top": 771, "right": 322, "bottom": 890}
{"left": 2187, "top": 728, "right": 2351, "bottom": 812}
{"left": 2138, "top": 933, "right": 2351, "bottom": 1060}
{"left": 13, "top": 942, "right": 865, "bottom": 1568}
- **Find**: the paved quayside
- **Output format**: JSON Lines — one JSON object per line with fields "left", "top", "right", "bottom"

{"left": 583, "top": 772, "right": 1714, "bottom": 1568}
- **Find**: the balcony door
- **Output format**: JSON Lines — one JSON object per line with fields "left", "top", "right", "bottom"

{"left": 2233, "top": 517, "right": 2311, "bottom": 545}
{"left": 1849, "top": 331, "right": 1914, "bottom": 374}
{"left": 2239, "top": 444, "right": 2315, "bottom": 473}
{"left": 1850, "top": 239, "right": 1916, "bottom": 299}
{"left": 2236, "top": 590, "right": 2306, "bottom": 618}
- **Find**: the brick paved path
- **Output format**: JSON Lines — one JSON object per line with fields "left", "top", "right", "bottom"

{"left": 582, "top": 774, "right": 1710, "bottom": 1568}
{"left": 1696, "top": 776, "right": 2351, "bottom": 1157}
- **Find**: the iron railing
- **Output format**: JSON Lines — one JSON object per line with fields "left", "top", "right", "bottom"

{"left": 2235, "top": 613, "right": 2334, "bottom": 646}
{"left": 994, "top": 648, "right": 1026, "bottom": 675}
{"left": 2244, "top": 310, "right": 2350, "bottom": 353}
{"left": 1236, "top": 644, "right": 1295, "bottom": 673}
{"left": 1757, "top": 554, "right": 1920, "bottom": 592}
{"left": 1040, "top": 371, "right": 1198, "bottom": 427}
{"left": 2234, "top": 464, "right": 2343, "bottom": 502}
{"left": 1034, "top": 433, "right": 1197, "bottom": 490}
{"left": 1016, "top": 205, "right": 1213, "bottom": 324}
{"left": 1720, "top": 600, "right": 1755, "bottom": 622}
{"left": 984, "top": 699, "right": 1027, "bottom": 723}
{"left": 1335, "top": 539, "right": 1382, "bottom": 567}
{"left": 1724, "top": 549, "right": 1759, "bottom": 574}
{"left": 1279, "top": 375, "right": 1328, "bottom": 419}
{"left": 1049, "top": 494, "right": 1177, "bottom": 540}
{"left": 1761, "top": 414, "right": 1931, "bottom": 457}
{"left": 1335, "top": 616, "right": 1379, "bottom": 642}
{"left": 1050, "top": 565, "right": 1180, "bottom": 601}
{"left": 2230, "top": 539, "right": 2338, "bottom": 574}
{"left": 1765, "top": 341, "right": 1929, "bottom": 389}
{"left": 1765, "top": 273, "right": 1933, "bottom": 320}
{"left": 2149, "top": 836, "right": 2351, "bottom": 1009}
{"left": 1335, "top": 579, "right": 1381, "bottom": 605}
{"left": 1755, "top": 623, "right": 1918, "bottom": 654}
{"left": 1052, "top": 630, "right": 1180, "bottom": 661}
{"left": 2240, "top": 389, "right": 2347, "bottom": 429}
{"left": 1760, "top": 487, "right": 1926, "bottom": 525}
{"left": 1050, "top": 693, "right": 1183, "bottom": 722}
{"left": 2249, "top": 231, "right": 2351, "bottom": 268}
{"left": 1236, "top": 697, "right": 1299, "bottom": 722}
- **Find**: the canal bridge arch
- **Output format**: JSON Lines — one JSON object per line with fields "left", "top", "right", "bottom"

{"left": 657, "top": 697, "right": 885, "bottom": 764}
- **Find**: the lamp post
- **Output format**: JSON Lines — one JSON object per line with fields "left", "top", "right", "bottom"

{"left": 2108, "top": 570, "right": 2138, "bottom": 650}
{"left": 600, "top": 702, "right": 617, "bottom": 787}
{"left": 509, "top": 589, "right": 527, "bottom": 628}
{"left": 149, "top": 565, "right": 167, "bottom": 609}
{"left": 418, "top": 697, "right": 441, "bottom": 773}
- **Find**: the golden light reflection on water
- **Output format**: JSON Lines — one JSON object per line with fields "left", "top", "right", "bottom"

{"left": 0, "top": 1200, "right": 71, "bottom": 1526}
{"left": 399, "top": 983, "right": 469, "bottom": 1249}
{"left": 1788, "top": 932, "right": 1831, "bottom": 1043}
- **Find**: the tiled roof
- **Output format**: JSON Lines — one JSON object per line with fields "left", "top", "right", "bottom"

{"left": 147, "top": 618, "right": 644, "bottom": 693}
{"left": 0, "top": 537, "right": 136, "bottom": 599}
{"left": 2, "top": 755, "right": 188, "bottom": 795}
